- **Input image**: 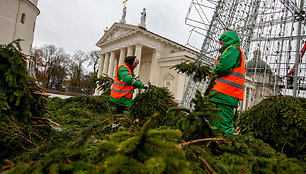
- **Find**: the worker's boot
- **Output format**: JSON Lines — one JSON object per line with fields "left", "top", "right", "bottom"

{"left": 232, "top": 126, "right": 240, "bottom": 135}
{"left": 111, "top": 122, "right": 120, "bottom": 133}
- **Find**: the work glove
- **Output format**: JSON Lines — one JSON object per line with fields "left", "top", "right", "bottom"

{"left": 143, "top": 85, "right": 149, "bottom": 90}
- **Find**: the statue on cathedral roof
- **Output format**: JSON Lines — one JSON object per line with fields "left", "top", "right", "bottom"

{"left": 120, "top": 7, "right": 127, "bottom": 24}
{"left": 138, "top": 8, "right": 146, "bottom": 29}
{"left": 120, "top": 0, "right": 128, "bottom": 24}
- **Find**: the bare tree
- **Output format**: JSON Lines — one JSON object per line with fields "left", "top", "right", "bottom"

{"left": 69, "top": 50, "right": 86, "bottom": 87}
{"left": 87, "top": 50, "right": 100, "bottom": 75}
{"left": 31, "top": 45, "right": 69, "bottom": 87}
{"left": 32, "top": 46, "right": 98, "bottom": 92}
{"left": 31, "top": 48, "right": 44, "bottom": 80}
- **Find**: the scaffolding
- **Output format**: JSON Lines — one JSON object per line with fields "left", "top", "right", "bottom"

{"left": 182, "top": 0, "right": 306, "bottom": 110}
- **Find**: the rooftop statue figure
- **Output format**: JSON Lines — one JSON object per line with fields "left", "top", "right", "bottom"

{"left": 138, "top": 8, "right": 146, "bottom": 29}
{"left": 120, "top": 7, "right": 127, "bottom": 24}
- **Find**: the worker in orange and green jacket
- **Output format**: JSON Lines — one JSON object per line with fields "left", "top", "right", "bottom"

{"left": 110, "top": 56, "right": 148, "bottom": 115}
{"left": 209, "top": 31, "right": 245, "bottom": 136}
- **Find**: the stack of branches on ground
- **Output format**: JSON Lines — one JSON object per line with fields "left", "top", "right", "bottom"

{"left": 0, "top": 40, "right": 60, "bottom": 168}
{"left": 1, "top": 43, "right": 305, "bottom": 173}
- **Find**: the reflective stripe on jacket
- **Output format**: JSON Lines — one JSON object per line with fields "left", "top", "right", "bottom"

{"left": 110, "top": 64, "right": 134, "bottom": 99}
{"left": 212, "top": 45, "right": 245, "bottom": 100}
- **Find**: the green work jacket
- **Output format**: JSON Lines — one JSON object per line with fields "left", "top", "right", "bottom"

{"left": 210, "top": 31, "right": 242, "bottom": 107}
{"left": 110, "top": 65, "right": 144, "bottom": 107}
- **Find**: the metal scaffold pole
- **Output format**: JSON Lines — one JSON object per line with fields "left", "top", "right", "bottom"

{"left": 293, "top": 0, "right": 304, "bottom": 96}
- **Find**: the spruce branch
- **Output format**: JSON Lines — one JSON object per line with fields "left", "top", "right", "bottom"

{"left": 30, "top": 116, "right": 61, "bottom": 127}
{"left": 2, "top": 160, "right": 17, "bottom": 171}
{"left": 3, "top": 113, "right": 37, "bottom": 146}
{"left": 179, "top": 137, "right": 229, "bottom": 148}
{"left": 198, "top": 156, "right": 217, "bottom": 174}
{"left": 170, "top": 60, "right": 212, "bottom": 82}
{"left": 167, "top": 107, "right": 191, "bottom": 115}
{"left": 140, "top": 113, "right": 159, "bottom": 139}
{"left": 204, "top": 75, "right": 218, "bottom": 96}
{"left": 95, "top": 73, "right": 114, "bottom": 92}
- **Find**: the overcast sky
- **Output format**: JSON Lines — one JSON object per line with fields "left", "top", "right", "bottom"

{"left": 33, "top": 0, "right": 194, "bottom": 54}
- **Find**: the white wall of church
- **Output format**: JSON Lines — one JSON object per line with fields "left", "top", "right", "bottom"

{"left": 158, "top": 53, "right": 195, "bottom": 100}
{"left": 159, "top": 67, "right": 176, "bottom": 95}
{"left": 163, "top": 45, "right": 180, "bottom": 55}
{"left": 138, "top": 51, "right": 153, "bottom": 84}
{"left": 0, "top": 0, "right": 40, "bottom": 54}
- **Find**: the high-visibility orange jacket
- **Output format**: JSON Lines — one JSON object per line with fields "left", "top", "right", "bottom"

{"left": 110, "top": 64, "right": 134, "bottom": 99}
{"left": 212, "top": 45, "right": 245, "bottom": 100}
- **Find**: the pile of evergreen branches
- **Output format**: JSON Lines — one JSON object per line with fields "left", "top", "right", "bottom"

{"left": 212, "top": 133, "right": 304, "bottom": 173}
{"left": 1, "top": 42, "right": 305, "bottom": 173}
{"left": 0, "top": 41, "right": 51, "bottom": 164}
{"left": 238, "top": 96, "right": 306, "bottom": 160}
{"left": 130, "top": 85, "right": 178, "bottom": 128}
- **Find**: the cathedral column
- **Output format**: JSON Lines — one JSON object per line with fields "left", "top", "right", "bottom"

{"left": 97, "top": 53, "right": 105, "bottom": 77}
{"left": 108, "top": 51, "right": 116, "bottom": 78}
{"left": 127, "top": 46, "right": 134, "bottom": 56}
{"left": 103, "top": 52, "right": 110, "bottom": 75}
{"left": 149, "top": 50, "right": 161, "bottom": 85}
{"left": 248, "top": 88, "right": 254, "bottom": 109}
{"left": 134, "top": 45, "right": 143, "bottom": 76}
{"left": 242, "top": 87, "right": 248, "bottom": 111}
{"left": 95, "top": 53, "right": 105, "bottom": 95}
{"left": 113, "top": 58, "right": 118, "bottom": 78}
{"left": 119, "top": 48, "right": 127, "bottom": 65}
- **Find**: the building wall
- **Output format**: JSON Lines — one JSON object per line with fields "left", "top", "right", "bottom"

{"left": 159, "top": 67, "right": 176, "bottom": 91}
{"left": 0, "top": 0, "right": 39, "bottom": 54}
{"left": 240, "top": 72, "right": 278, "bottom": 111}
{"left": 163, "top": 44, "right": 181, "bottom": 55}
{"left": 28, "top": 0, "right": 38, "bottom": 6}
{"left": 157, "top": 52, "right": 195, "bottom": 100}
{"left": 139, "top": 51, "right": 153, "bottom": 84}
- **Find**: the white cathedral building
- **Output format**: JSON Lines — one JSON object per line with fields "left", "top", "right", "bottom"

{"left": 94, "top": 8, "right": 198, "bottom": 102}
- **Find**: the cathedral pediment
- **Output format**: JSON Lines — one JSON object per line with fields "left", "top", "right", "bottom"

{"left": 163, "top": 73, "right": 175, "bottom": 80}
{"left": 106, "top": 28, "right": 130, "bottom": 41}
{"left": 96, "top": 23, "right": 138, "bottom": 45}
{"left": 96, "top": 22, "right": 198, "bottom": 56}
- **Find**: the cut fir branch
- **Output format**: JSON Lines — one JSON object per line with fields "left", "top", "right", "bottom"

{"left": 130, "top": 85, "right": 178, "bottom": 128}
{"left": 172, "top": 77, "right": 222, "bottom": 140}
{"left": 99, "top": 113, "right": 192, "bottom": 173}
{"left": 179, "top": 137, "right": 230, "bottom": 148}
{"left": 94, "top": 73, "right": 114, "bottom": 93}
{"left": 170, "top": 60, "right": 212, "bottom": 83}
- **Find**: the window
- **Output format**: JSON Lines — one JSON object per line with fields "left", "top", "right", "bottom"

{"left": 33, "top": 21, "right": 36, "bottom": 31}
{"left": 141, "top": 62, "right": 146, "bottom": 70}
{"left": 165, "top": 82, "right": 171, "bottom": 90}
{"left": 170, "top": 50, "right": 175, "bottom": 54}
{"left": 21, "top": 13, "right": 26, "bottom": 24}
